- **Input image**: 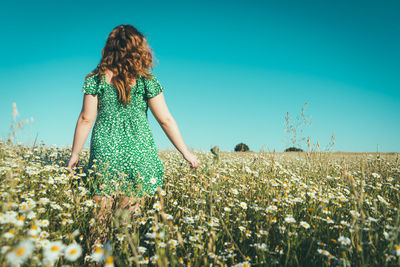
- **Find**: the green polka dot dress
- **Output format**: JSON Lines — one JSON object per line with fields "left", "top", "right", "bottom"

{"left": 81, "top": 72, "right": 165, "bottom": 198}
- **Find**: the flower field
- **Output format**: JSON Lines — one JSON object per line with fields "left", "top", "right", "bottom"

{"left": 0, "top": 141, "right": 399, "bottom": 266}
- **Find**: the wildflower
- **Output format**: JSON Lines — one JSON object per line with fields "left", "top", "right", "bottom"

{"left": 395, "top": 245, "right": 400, "bottom": 256}
{"left": 326, "top": 217, "right": 334, "bottom": 224}
{"left": 40, "top": 231, "right": 49, "bottom": 238}
{"left": 317, "top": 248, "right": 331, "bottom": 257}
{"left": 85, "top": 200, "right": 94, "bottom": 207}
{"left": 232, "top": 188, "right": 239, "bottom": 195}
{"left": 39, "top": 197, "right": 50, "bottom": 205}
{"left": 72, "top": 229, "right": 80, "bottom": 238}
{"left": 284, "top": 215, "right": 296, "bottom": 224}
{"left": 89, "top": 218, "right": 96, "bottom": 226}
{"left": 254, "top": 243, "right": 267, "bottom": 251}
{"left": 234, "top": 261, "right": 251, "bottom": 267}
{"left": 19, "top": 202, "right": 31, "bottom": 213}
{"left": 184, "top": 216, "right": 194, "bottom": 224}
{"left": 43, "top": 240, "right": 65, "bottom": 263}
{"left": 64, "top": 242, "right": 82, "bottom": 262}
{"left": 3, "top": 229, "right": 15, "bottom": 239}
{"left": 40, "top": 239, "right": 50, "bottom": 248}
{"left": 27, "top": 211, "right": 36, "bottom": 220}
{"left": 153, "top": 201, "right": 161, "bottom": 211}
{"left": 38, "top": 219, "right": 49, "bottom": 227}
{"left": 371, "top": 172, "right": 381, "bottom": 178}
{"left": 116, "top": 233, "right": 125, "bottom": 241}
{"left": 240, "top": 202, "right": 247, "bottom": 210}
{"left": 266, "top": 205, "right": 277, "bottom": 213}
{"left": 338, "top": 236, "right": 351, "bottom": 246}
{"left": 38, "top": 208, "right": 46, "bottom": 214}
{"left": 189, "top": 235, "right": 198, "bottom": 241}
{"left": 259, "top": 229, "right": 268, "bottom": 235}
{"left": 168, "top": 239, "right": 178, "bottom": 248}
{"left": 6, "top": 240, "right": 34, "bottom": 266}
{"left": 1, "top": 245, "right": 12, "bottom": 255}
{"left": 349, "top": 210, "right": 360, "bottom": 217}
{"left": 138, "top": 246, "right": 147, "bottom": 254}
{"left": 104, "top": 255, "right": 114, "bottom": 267}
{"left": 299, "top": 221, "right": 310, "bottom": 229}
{"left": 91, "top": 247, "right": 104, "bottom": 262}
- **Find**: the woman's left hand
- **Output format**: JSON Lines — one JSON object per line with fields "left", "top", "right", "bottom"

{"left": 67, "top": 153, "right": 79, "bottom": 173}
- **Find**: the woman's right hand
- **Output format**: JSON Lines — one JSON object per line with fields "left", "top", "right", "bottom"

{"left": 183, "top": 151, "right": 200, "bottom": 169}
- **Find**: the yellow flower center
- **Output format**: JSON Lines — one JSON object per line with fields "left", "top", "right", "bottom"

{"left": 105, "top": 256, "right": 114, "bottom": 264}
{"left": 16, "top": 247, "right": 25, "bottom": 257}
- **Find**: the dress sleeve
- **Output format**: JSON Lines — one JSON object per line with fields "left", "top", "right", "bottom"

{"left": 144, "top": 73, "right": 164, "bottom": 98}
{"left": 82, "top": 74, "right": 100, "bottom": 95}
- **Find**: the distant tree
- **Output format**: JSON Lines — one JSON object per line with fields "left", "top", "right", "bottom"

{"left": 284, "top": 146, "right": 304, "bottom": 152}
{"left": 234, "top": 143, "right": 250, "bottom": 152}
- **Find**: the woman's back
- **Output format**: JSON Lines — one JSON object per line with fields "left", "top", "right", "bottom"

{"left": 67, "top": 23, "right": 199, "bottom": 200}
{"left": 82, "top": 71, "right": 165, "bottom": 197}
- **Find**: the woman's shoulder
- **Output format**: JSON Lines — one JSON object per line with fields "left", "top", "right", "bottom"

{"left": 85, "top": 72, "right": 102, "bottom": 83}
{"left": 82, "top": 73, "right": 102, "bottom": 95}
{"left": 141, "top": 72, "right": 164, "bottom": 98}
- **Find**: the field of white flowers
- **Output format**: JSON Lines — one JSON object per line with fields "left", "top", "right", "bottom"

{"left": 0, "top": 141, "right": 399, "bottom": 266}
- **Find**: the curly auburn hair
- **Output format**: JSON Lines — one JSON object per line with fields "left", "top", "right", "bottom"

{"left": 86, "top": 24, "right": 156, "bottom": 105}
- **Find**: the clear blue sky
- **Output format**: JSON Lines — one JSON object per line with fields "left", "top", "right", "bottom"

{"left": 0, "top": 0, "right": 399, "bottom": 152}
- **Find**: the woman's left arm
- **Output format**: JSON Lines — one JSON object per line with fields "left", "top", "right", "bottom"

{"left": 67, "top": 94, "right": 98, "bottom": 171}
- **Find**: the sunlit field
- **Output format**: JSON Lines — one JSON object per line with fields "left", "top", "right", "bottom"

{"left": 1, "top": 141, "right": 399, "bottom": 266}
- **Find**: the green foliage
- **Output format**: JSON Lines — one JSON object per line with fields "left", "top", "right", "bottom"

{"left": 234, "top": 143, "right": 250, "bottom": 152}
{"left": 284, "top": 146, "right": 304, "bottom": 152}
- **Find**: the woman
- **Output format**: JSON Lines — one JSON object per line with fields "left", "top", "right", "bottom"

{"left": 66, "top": 24, "right": 199, "bottom": 238}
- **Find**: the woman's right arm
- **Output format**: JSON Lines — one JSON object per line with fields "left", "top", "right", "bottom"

{"left": 148, "top": 92, "right": 200, "bottom": 169}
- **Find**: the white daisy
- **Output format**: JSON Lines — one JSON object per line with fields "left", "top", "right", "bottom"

{"left": 153, "top": 201, "right": 161, "bottom": 211}
{"left": 91, "top": 247, "right": 104, "bottom": 262}
{"left": 43, "top": 240, "right": 64, "bottom": 263}
{"left": 6, "top": 239, "right": 34, "bottom": 266}
{"left": 85, "top": 200, "right": 94, "bottom": 207}
{"left": 116, "top": 233, "right": 125, "bottom": 241}
{"left": 299, "top": 221, "right": 310, "bottom": 229}
{"left": 284, "top": 215, "right": 296, "bottom": 224}
{"left": 338, "top": 236, "right": 351, "bottom": 246}
{"left": 168, "top": 239, "right": 178, "bottom": 247}
{"left": 138, "top": 246, "right": 147, "bottom": 254}
{"left": 38, "top": 219, "right": 49, "bottom": 227}
{"left": 104, "top": 255, "right": 114, "bottom": 267}
{"left": 395, "top": 245, "right": 400, "bottom": 256}
{"left": 64, "top": 242, "right": 82, "bottom": 262}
